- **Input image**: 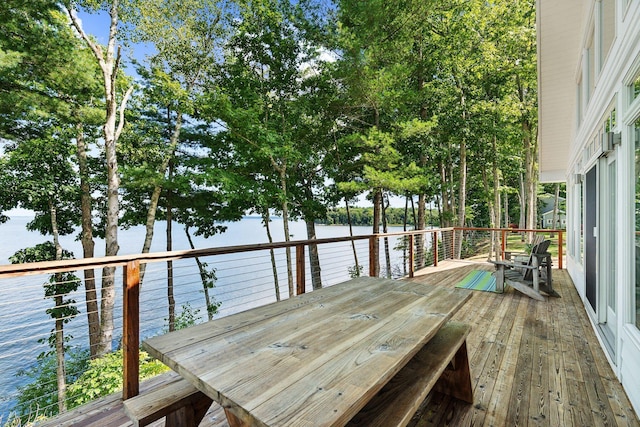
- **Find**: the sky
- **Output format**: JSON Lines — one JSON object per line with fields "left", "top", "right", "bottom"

{"left": 74, "top": 9, "right": 155, "bottom": 77}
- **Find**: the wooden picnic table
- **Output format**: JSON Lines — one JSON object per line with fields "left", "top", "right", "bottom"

{"left": 142, "top": 276, "right": 472, "bottom": 427}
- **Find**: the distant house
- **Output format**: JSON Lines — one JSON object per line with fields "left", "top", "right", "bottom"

{"left": 540, "top": 209, "right": 566, "bottom": 229}
{"left": 538, "top": 0, "right": 640, "bottom": 415}
{"left": 538, "top": 194, "right": 566, "bottom": 229}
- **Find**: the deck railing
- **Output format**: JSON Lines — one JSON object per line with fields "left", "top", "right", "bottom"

{"left": 0, "top": 226, "right": 563, "bottom": 423}
{"left": 460, "top": 227, "right": 564, "bottom": 269}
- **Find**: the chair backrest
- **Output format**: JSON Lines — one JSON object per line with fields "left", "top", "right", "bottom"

{"left": 523, "top": 240, "right": 551, "bottom": 281}
{"left": 530, "top": 234, "right": 544, "bottom": 248}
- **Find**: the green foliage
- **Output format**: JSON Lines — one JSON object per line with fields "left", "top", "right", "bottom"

{"left": 318, "top": 207, "right": 440, "bottom": 227}
{"left": 347, "top": 264, "right": 363, "bottom": 278}
{"left": 0, "top": 135, "right": 80, "bottom": 236}
{"left": 11, "top": 348, "right": 168, "bottom": 423}
{"left": 0, "top": 1, "right": 542, "bottom": 421}
{"left": 66, "top": 350, "right": 169, "bottom": 408}
{"left": 13, "top": 349, "right": 89, "bottom": 423}
{"left": 194, "top": 263, "right": 222, "bottom": 317}
{"left": 166, "top": 303, "right": 203, "bottom": 332}
{"left": 10, "top": 242, "right": 81, "bottom": 356}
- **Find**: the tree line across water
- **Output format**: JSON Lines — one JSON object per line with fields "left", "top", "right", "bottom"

{"left": 317, "top": 207, "right": 440, "bottom": 228}
{"left": 0, "top": 0, "right": 539, "bottom": 423}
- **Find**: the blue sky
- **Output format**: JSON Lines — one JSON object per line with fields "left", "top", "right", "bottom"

{"left": 75, "top": 10, "right": 110, "bottom": 45}
{"left": 75, "top": 9, "right": 154, "bottom": 77}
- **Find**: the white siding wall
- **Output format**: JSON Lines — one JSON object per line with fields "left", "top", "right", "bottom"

{"left": 539, "top": 0, "right": 640, "bottom": 417}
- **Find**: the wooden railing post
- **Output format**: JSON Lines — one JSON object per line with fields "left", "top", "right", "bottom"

{"left": 408, "top": 234, "right": 415, "bottom": 278}
{"left": 501, "top": 230, "right": 507, "bottom": 260}
{"left": 369, "top": 236, "right": 377, "bottom": 277}
{"left": 558, "top": 231, "right": 563, "bottom": 270}
{"left": 433, "top": 231, "right": 438, "bottom": 267}
{"left": 123, "top": 260, "right": 140, "bottom": 400}
{"left": 296, "top": 244, "right": 305, "bottom": 295}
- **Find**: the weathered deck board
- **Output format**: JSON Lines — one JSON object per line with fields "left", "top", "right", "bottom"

{"left": 42, "top": 261, "right": 639, "bottom": 427}
{"left": 406, "top": 261, "right": 639, "bottom": 427}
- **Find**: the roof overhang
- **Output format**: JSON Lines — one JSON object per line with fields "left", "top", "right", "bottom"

{"left": 537, "top": 0, "right": 585, "bottom": 183}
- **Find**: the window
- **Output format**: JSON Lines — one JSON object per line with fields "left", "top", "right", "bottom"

{"left": 575, "top": 176, "right": 584, "bottom": 265}
{"left": 579, "top": 179, "right": 584, "bottom": 265}
{"left": 605, "top": 107, "right": 616, "bottom": 132}
{"left": 632, "top": 74, "right": 640, "bottom": 105}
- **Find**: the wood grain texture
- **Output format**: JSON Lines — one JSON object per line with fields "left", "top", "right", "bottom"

{"left": 38, "top": 371, "right": 226, "bottom": 427}
{"left": 123, "top": 374, "right": 211, "bottom": 426}
{"left": 406, "top": 262, "right": 639, "bottom": 427}
{"left": 123, "top": 260, "right": 140, "bottom": 399}
{"left": 432, "top": 337, "right": 473, "bottom": 403}
{"left": 143, "top": 277, "right": 472, "bottom": 427}
{"left": 346, "top": 321, "right": 471, "bottom": 427}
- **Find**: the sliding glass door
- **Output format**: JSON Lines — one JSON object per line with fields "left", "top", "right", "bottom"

{"left": 600, "top": 156, "right": 617, "bottom": 354}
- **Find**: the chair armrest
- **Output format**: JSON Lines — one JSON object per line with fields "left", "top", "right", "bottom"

{"left": 490, "top": 260, "right": 519, "bottom": 268}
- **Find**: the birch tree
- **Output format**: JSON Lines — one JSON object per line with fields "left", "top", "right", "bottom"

{"left": 64, "top": 0, "right": 133, "bottom": 356}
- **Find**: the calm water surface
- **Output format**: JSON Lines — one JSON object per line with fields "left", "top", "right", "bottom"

{"left": 0, "top": 216, "right": 413, "bottom": 420}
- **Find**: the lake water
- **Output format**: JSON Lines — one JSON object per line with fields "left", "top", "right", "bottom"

{"left": 0, "top": 215, "right": 418, "bottom": 420}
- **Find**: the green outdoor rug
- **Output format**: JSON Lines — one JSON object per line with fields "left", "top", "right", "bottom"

{"left": 455, "top": 270, "right": 497, "bottom": 292}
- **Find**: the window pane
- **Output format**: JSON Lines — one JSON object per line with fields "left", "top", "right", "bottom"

{"left": 635, "top": 117, "right": 640, "bottom": 328}
{"left": 609, "top": 162, "right": 616, "bottom": 310}
{"left": 579, "top": 180, "right": 584, "bottom": 264}
{"left": 632, "top": 74, "right": 640, "bottom": 104}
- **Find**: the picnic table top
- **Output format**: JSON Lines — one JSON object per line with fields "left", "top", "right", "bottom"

{"left": 143, "top": 276, "right": 472, "bottom": 427}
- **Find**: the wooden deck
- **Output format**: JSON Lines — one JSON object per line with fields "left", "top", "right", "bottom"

{"left": 45, "top": 261, "right": 639, "bottom": 427}
{"left": 406, "top": 261, "right": 639, "bottom": 427}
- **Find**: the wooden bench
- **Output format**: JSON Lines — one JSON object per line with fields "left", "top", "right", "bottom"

{"left": 347, "top": 321, "right": 473, "bottom": 427}
{"left": 37, "top": 371, "right": 217, "bottom": 427}
{"left": 123, "top": 373, "right": 212, "bottom": 426}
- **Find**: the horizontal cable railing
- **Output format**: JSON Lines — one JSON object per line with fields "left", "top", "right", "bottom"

{"left": 0, "top": 226, "right": 562, "bottom": 424}
{"left": 455, "top": 227, "right": 564, "bottom": 269}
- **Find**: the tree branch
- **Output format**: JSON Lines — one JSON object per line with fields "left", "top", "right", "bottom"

{"left": 65, "top": 6, "right": 105, "bottom": 70}
{"left": 115, "top": 85, "right": 134, "bottom": 142}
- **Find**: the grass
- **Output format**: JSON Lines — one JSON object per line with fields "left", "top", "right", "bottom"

{"left": 504, "top": 231, "right": 563, "bottom": 258}
{"left": 458, "top": 230, "right": 565, "bottom": 262}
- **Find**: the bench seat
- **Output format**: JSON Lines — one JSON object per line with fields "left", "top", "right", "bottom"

{"left": 123, "top": 372, "right": 212, "bottom": 427}
{"left": 347, "top": 321, "right": 473, "bottom": 427}
{"left": 37, "top": 371, "right": 218, "bottom": 427}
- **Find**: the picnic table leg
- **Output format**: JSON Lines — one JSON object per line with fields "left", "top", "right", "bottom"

{"left": 165, "top": 394, "right": 213, "bottom": 427}
{"left": 433, "top": 339, "right": 474, "bottom": 403}
{"left": 224, "top": 408, "right": 255, "bottom": 427}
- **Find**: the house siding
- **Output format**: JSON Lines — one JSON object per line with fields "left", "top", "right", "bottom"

{"left": 538, "top": 0, "right": 640, "bottom": 417}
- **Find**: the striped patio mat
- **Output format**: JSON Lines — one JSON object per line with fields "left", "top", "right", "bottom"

{"left": 455, "top": 270, "right": 497, "bottom": 292}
